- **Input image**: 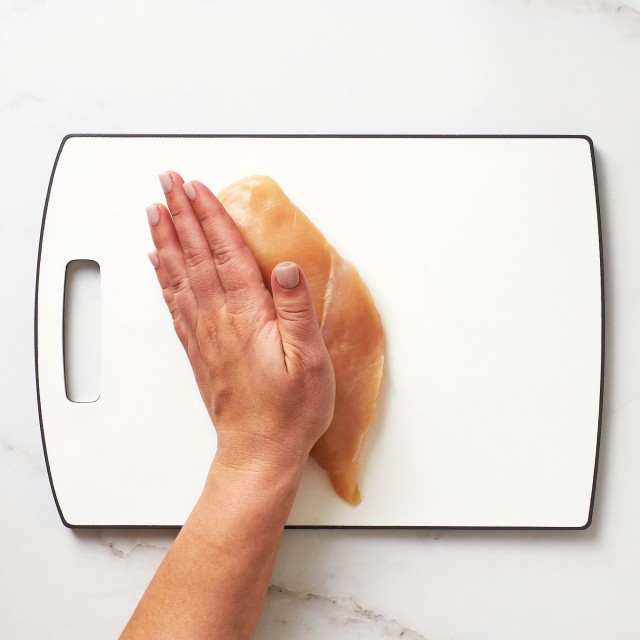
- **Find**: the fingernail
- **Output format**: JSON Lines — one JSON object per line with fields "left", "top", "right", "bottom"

{"left": 146, "top": 204, "right": 160, "bottom": 226}
{"left": 183, "top": 181, "right": 196, "bottom": 201}
{"left": 159, "top": 172, "right": 173, "bottom": 194}
{"left": 275, "top": 262, "right": 300, "bottom": 289}
{"left": 148, "top": 251, "right": 160, "bottom": 268}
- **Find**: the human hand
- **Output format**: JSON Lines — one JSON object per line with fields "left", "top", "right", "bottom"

{"left": 145, "top": 172, "right": 336, "bottom": 476}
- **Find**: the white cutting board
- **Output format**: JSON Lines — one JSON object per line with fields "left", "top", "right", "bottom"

{"left": 36, "top": 135, "right": 603, "bottom": 529}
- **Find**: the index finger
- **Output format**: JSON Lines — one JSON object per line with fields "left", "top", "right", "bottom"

{"left": 182, "top": 180, "right": 268, "bottom": 302}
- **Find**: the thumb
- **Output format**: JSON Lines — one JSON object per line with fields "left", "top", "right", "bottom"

{"left": 271, "top": 262, "right": 322, "bottom": 366}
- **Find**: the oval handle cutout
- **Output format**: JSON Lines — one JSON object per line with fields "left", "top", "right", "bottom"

{"left": 63, "top": 260, "right": 101, "bottom": 403}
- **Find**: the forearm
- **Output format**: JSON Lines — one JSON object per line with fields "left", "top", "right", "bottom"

{"left": 126, "top": 172, "right": 335, "bottom": 639}
{"left": 119, "top": 459, "right": 303, "bottom": 640}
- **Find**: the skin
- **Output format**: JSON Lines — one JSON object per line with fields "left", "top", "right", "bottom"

{"left": 118, "top": 172, "right": 336, "bottom": 640}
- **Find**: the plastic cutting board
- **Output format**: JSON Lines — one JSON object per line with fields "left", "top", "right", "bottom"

{"left": 35, "top": 135, "right": 604, "bottom": 528}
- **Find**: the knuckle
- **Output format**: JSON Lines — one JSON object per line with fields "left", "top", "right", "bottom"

{"left": 278, "top": 304, "right": 312, "bottom": 321}
{"left": 302, "top": 357, "right": 335, "bottom": 401}
{"left": 168, "top": 278, "right": 199, "bottom": 326}
{"left": 195, "top": 317, "right": 218, "bottom": 345}
{"left": 277, "top": 303, "right": 316, "bottom": 330}
{"left": 168, "top": 202, "right": 188, "bottom": 218}
{"left": 170, "top": 273, "right": 191, "bottom": 296}
{"left": 214, "top": 244, "right": 239, "bottom": 268}
{"left": 173, "top": 320, "right": 188, "bottom": 347}
{"left": 184, "top": 249, "right": 212, "bottom": 272}
{"left": 167, "top": 298, "right": 180, "bottom": 321}
{"left": 218, "top": 268, "right": 254, "bottom": 296}
{"left": 304, "top": 348, "right": 331, "bottom": 376}
{"left": 224, "top": 290, "right": 253, "bottom": 313}
{"left": 291, "top": 339, "right": 332, "bottom": 375}
{"left": 161, "top": 287, "right": 186, "bottom": 325}
{"left": 161, "top": 286, "right": 174, "bottom": 306}
{"left": 225, "top": 306, "right": 259, "bottom": 337}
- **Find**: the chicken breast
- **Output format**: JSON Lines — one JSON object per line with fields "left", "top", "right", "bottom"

{"left": 218, "top": 176, "right": 384, "bottom": 505}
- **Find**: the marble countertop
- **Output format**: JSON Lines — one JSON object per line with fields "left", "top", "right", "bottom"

{"left": 2, "top": 1, "right": 640, "bottom": 638}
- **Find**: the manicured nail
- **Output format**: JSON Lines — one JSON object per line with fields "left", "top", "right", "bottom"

{"left": 183, "top": 181, "right": 196, "bottom": 201}
{"left": 159, "top": 172, "right": 173, "bottom": 194}
{"left": 146, "top": 204, "right": 160, "bottom": 226}
{"left": 275, "top": 262, "right": 300, "bottom": 289}
{"left": 148, "top": 251, "right": 160, "bottom": 268}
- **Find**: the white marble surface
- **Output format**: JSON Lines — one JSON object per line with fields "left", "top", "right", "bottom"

{"left": 1, "top": 0, "right": 640, "bottom": 637}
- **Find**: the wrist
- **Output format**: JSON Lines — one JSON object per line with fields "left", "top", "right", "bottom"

{"left": 202, "top": 455, "right": 305, "bottom": 522}
{"left": 213, "top": 429, "right": 311, "bottom": 478}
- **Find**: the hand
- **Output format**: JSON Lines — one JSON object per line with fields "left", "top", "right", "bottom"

{"left": 146, "top": 171, "right": 336, "bottom": 476}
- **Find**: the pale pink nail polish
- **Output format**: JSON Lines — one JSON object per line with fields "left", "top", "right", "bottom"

{"left": 148, "top": 251, "right": 160, "bottom": 268}
{"left": 159, "top": 172, "right": 173, "bottom": 194}
{"left": 275, "top": 262, "right": 300, "bottom": 289}
{"left": 146, "top": 204, "right": 160, "bottom": 226}
{"left": 183, "top": 181, "right": 197, "bottom": 201}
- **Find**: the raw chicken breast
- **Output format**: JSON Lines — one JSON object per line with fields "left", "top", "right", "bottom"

{"left": 218, "top": 176, "right": 384, "bottom": 505}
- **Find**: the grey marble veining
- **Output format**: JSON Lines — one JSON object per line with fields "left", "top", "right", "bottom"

{"left": 95, "top": 532, "right": 173, "bottom": 560}
{"left": 258, "top": 586, "right": 428, "bottom": 639}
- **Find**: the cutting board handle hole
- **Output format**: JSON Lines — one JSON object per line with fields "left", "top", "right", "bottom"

{"left": 63, "top": 260, "right": 101, "bottom": 403}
